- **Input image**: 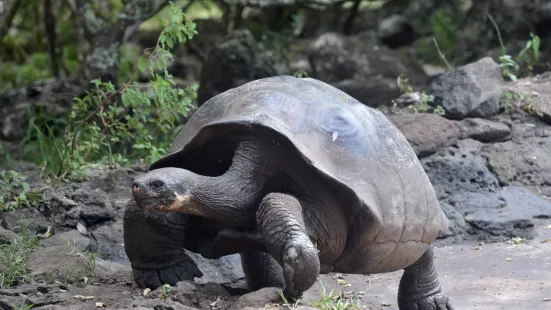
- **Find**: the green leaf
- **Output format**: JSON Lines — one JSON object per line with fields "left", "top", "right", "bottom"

{"left": 138, "top": 57, "right": 147, "bottom": 73}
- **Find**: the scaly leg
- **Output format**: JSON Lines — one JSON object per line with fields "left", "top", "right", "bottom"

{"left": 256, "top": 193, "right": 320, "bottom": 299}
{"left": 240, "top": 251, "right": 285, "bottom": 290}
{"left": 398, "top": 247, "right": 454, "bottom": 310}
{"left": 123, "top": 199, "right": 202, "bottom": 289}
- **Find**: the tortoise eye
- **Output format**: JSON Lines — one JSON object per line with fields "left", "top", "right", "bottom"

{"left": 149, "top": 180, "right": 165, "bottom": 191}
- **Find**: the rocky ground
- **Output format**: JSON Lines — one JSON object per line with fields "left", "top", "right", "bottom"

{"left": 2, "top": 27, "right": 551, "bottom": 310}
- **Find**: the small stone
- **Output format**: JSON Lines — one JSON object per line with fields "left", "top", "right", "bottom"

{"left": 229, "top": 287, "right": 283, "bottom": 310}
{"left": 0, "top": 226, "right": 18, "bottom": 243}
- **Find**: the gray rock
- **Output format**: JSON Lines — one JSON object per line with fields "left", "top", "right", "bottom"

{"left": 378, "top": 14, "right": 416, "bottom": 48}
{"left": 197, "top": 29, "right": 277, "bottom": 106}
{"left": 39, "top": 229, "right": 90, "bottom": 250}
{"left": 163, "top": 281, "right": 234, "bottom": 310}
{"left": 121, "top": 297, "right": 200, "bottom": 310}
{"left": 188, "top": 251, "right": 246, "bottom": 287}
{"left": 229, "top": 287, "right": 282, "bottom": 310}
{"left": 438, "top": 203, "right": 468, "bottom": 239}
{"left": 502, "top": 72, "right": 551, "bottom": 125}
{"left": 89, "top": 220, "right": 127, "bottom": 265}
{"left": 448, "top": 191, "right": 507, "bottom": 214}
{"left": 48, "top": 183, "right": 116, "bottom": 228}
{"left": 388, "top": 113, "right": 460, "bottom": 158}
{"left": 0, "top": 226, "right": 18, "bottom": 243}
{"left": 28, "top": 245, "right": 96, "bottom": 283}
{"left": 421, "top": 140, "right": 500, "bottom": 200}
{"left": 305, "top": 32, "right": 428, "bottom": 108}
{"left": 28, "top": 244, "right": 131, "bottom": 285}
{"left": 83, "top": 168, "right": 138, "bottom": 201}
{"left": 448, "top": 191, "right": 535, "bottom": 240}
{"left": 428, "top": 57, "right": 504, "bottom": 119}
{"left": 501, "top": 186, "right": 551, "bottom": 219}
{"left": 509, "top": 121, "right": 551, "bottom": 141}
{"left": 482, "top": 136, "right": 551, "bottom": 195}
{"left": 456, "top": 118, "right": 512, "bottom": 142}
{"left": 0, "top": 207, "right": 51, "bottom": 234}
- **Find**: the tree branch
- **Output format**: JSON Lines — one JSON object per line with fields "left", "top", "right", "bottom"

{"left": 74, "top": 0, "right": 170, "bottom": 84}
{"left": 343, "top": 0, "right": 360, "bottom": 35}
{"left": 44, "top": 0, "right": 61, "bottom": 78}
{"left": 0, "top": 0, "right": 22, "bottom": 38}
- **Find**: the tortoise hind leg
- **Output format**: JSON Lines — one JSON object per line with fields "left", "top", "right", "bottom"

{"left": 256, "top": 193, "right": 320, "bottom": 299}
{"left": 397, "top": 246, "right": 454, "bottom": 310}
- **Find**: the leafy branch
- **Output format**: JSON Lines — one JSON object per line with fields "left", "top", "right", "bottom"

{"left": 36, "top": 1, "right": 198, "bottom": 180}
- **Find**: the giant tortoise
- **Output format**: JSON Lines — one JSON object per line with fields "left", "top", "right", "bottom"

{"left": 124, "top": 75, "right": 453, "bottom": 309}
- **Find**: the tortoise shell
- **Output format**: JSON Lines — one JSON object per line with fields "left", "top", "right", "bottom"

{"left": 150, "top": 75, "right": 448, "bottom": 273}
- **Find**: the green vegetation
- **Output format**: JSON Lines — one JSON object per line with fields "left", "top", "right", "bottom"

{"left": 0, "top": 2, "right": 198, "bottom": 292}
{"left": 498, "top": 32, "right": 541, "bottom": 81}
{"left": 0, "top": 170, "right": 45, "bottom": 212}
{"left": 500, "top": 89, "right": 544, "bottom": 118}
{"left": 396, "top": 75, "right": 446, "bottom": 116}
{"left": 11, "top": 2, "right": 198, "bottom": 181}
{"left": 0, "top": 221, "right": 40, "bottom": 289}
{"left": 279, "top": 279, "right": 367, "bottom": 310}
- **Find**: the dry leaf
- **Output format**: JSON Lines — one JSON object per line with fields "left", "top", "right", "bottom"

{"left": 41, "top": 226, "right": 53, "bottom": 238}
{"left": 143, "top": 288, "right": 151, "bottom": 297}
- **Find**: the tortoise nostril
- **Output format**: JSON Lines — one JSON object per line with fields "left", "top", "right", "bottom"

{"left": 149, "top": 180, "right": 165, "bottom": 191}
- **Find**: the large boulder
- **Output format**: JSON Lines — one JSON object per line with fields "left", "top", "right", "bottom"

{"left": 300, "top": 32, "right": 428, "bottom": 107}
{"left": 421, "top": 139, "right": 501, "bottom": 201}
{"left": 422, "top": 139, "right": 542, "bottom": 242}
{"left": 428, "top": 57, "right": 504, "bottom": 120}
{"left": 482, "top": 130, "right": 551, "bottom": 197}
{"left": 197, "top": 29, "right": 277, "bottom": 106}
{"left": 388, "top": 112, "right": 460, "bottom": 158}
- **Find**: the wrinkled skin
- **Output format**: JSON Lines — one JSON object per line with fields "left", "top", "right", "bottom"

{"left": 123, "top": 199, "right": 203, "bottom": 288}
{"left": 398, "top": 247, "right": 454, "bottom": 310}
{"left": 124, "top": 136, "right": 453, "bottom": 309}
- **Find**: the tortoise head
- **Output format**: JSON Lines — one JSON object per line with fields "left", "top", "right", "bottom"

{"left": 131, "top": 167, "right": 203, "bottom": 215}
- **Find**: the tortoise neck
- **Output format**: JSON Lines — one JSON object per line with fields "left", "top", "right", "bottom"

{"left": 189, "top": 138, "right": 272, "bottom": 223}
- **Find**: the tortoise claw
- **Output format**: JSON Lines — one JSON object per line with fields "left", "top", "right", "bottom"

{"left": 399, "top": 293, "right": 454, "bottom": 310}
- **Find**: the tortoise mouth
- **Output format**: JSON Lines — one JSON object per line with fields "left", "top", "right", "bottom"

{"left": 135, "top": 196, "right": 164, "bottom": 210}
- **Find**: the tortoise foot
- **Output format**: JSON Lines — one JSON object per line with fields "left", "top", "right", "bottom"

{"left": 256, "top": 193, "right": 320, "bottom": 299}
{"left": 132, "top": 259, "right": 203, "bottom": 289}
{"left": 281, "top": 240, "right": 319, "bottom": 298}
{"left": 399, "top": 292, "right": 454, "bottom": 310}
{"left": 398, "top": 247, "right": 453, "bottom": 310}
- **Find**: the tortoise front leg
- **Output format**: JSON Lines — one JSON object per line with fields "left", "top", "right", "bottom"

{"left": 398, "top": 246, "right": 454, "bottom": 310}
{"left": 123, "top": 199, "right": 202, "bottom": 289}
{"left": 240, "top": 251, "right": 285, "bottom": 290}
{"left": 256, "top": 193, "right": 320, "bottom": 299}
